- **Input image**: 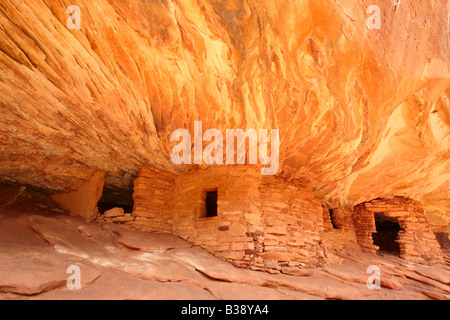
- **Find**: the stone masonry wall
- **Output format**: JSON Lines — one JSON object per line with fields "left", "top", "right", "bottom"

{"left": 128, "top": 166, "right": 175, "bottom": 233}
{"left": 354, "top": 197, "right": 444, "bottom": 265}
{"left": 171, "top": 166, "right": 329, "bottom": 273}
{"left": 320, "top": 206, "right": 361, "bottom": 264}
{"left": 107, "top": 166, "right": 444, "bottom": 271}
{"left": 172, "top": 166, "right": 260, "bottom": 268}
{"left": 353, "top": 203, "right": 379, "bottom": 255}
{"left": 256, "top": 176, "right": 327, "bottom": 273}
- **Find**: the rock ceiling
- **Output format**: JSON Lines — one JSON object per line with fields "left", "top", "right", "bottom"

{"left": 0, "top": 1, "right": 448, "bottom": 221}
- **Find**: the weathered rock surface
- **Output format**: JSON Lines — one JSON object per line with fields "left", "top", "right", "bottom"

{"left": 0, "top": 0, "right": 448, "bottom": 226}
{"left": 0, "top": 209, "right": 448, "bottom": 300}
{"left": 51, "top": 170, "right": 105, "bottom": 221}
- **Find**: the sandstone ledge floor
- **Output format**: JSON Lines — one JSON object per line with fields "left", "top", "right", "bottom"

{"left": 0, "top": 209, "right": 449, "bottom": 300}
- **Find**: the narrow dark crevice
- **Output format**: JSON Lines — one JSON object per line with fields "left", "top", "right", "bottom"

{"left": 328, "top": 208, "right": 341, "bottom": 229}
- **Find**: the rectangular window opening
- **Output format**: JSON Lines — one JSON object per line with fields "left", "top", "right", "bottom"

{"left": 205, "top": 189, "right": 218, "bottom": 218}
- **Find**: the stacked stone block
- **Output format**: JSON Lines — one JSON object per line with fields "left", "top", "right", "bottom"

{"left": 111, "top": 165, "right": 444, "bottom": 273}
{"left": 257, "top": 176, "right": 327, "bottom": 273}
{"left": 128, "top": 166, "right": 175, "bottom": 233}
{"left": 320, "top": 206, "right": 361, "bottom": 262}
{"left": 172, "top": 166, "right": 260, "bottom": 268}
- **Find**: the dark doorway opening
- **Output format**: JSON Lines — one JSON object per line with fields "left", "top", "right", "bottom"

{"left": 205, "top": 190, "right": 218, "bottom": 217}
{"left": 372, "top": 213, "right": 401, "bottom": 255}
{"left": 97, "top": 186, "right": 134, "bottom": 214}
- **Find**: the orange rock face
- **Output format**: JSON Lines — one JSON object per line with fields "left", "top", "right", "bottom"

{"left": 0, "top": 1, "right": 448, "bottom": 227}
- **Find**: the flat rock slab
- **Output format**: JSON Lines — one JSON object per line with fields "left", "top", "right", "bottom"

{"left": 413, "top": 265, "right": 450, "bottom": 285}
{"left": 28, "top": 269, "right": 215, "bottom": 300}
{"left": 112, "top": 225, "right": 192, "bottom": 252}
{"left": 0, "top": 210, "right": 449, "bottom": 300}
{"left": 0, "top": 246, "right": 101, "bottom": 295}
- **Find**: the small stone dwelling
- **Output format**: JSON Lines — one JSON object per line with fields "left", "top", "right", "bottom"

{"left": 121, "top": 166, "right": 444, "bottom": 274}
{"left": 353, "top": 198, "right": 444, "bottom": 265}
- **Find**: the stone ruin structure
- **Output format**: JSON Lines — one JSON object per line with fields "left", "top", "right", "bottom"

{"left": 353, "top": 198, "right": 444, "bottom": 265}
{"left": 0, "top": 0, "right": 448, "bottom": 299}
{"left": 93, "top": 165, "right": 445, "bottom": 274}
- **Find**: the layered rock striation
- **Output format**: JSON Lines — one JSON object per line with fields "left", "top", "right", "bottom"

{"left": 0, "top": 1, "right": 448, "bottom": 227}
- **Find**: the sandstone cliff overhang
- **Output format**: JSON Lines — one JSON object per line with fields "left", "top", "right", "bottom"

{"left": 0, "top": 1, "right": 448, "bottom": 227}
